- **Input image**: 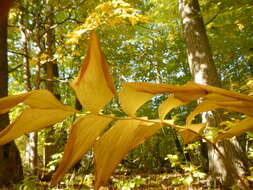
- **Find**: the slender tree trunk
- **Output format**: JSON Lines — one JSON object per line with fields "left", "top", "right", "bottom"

{"left": 178, "top": 0, "right": 248, "bottom": 188}
{"left": 43, "top": 5, "right": 59, "bottom": 168}
{"left": 20, "top": 19, "right": 38, "bottom": 175}
{"left": 0, "top": 11, "right": 23, "bottom": 186}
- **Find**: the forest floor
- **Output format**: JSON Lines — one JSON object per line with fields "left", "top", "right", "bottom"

{"left": 0, "top": 172, "right": 224, "bottom": 190}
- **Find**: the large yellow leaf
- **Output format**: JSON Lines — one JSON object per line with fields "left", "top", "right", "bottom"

{"left": 216, "top": 101, "right": 253, "bottom": 117}
{"left": 173, "top": 82, "right": 206, "bottom": 102}
{"left": 186, "top": 93, "right": 253, "bottom": 125}
{"left": 0, "top": 90, "right": 76, "bottom": 114}
{"left": 23, "top": 90, "right": 76, "bottom": 111}
{"left": 158, "top": 95, "right": 186, "bottom": 120}
{"left": 186, "top": 100, "right": 219, "bottom": 125}
{"left": 71, "top": 31, "right": 116, "bottom": 113}
{"left": 215, "top": 117, "right": 253, "bottom": 142}
{"left": 0, "top": 108, "right": 74, "bottom": 145}
{"left": 198, "top": 82, "right": 253, "bottom": 102}
{"left": 0, "top": 89, "right": 77, "bottom": 145}
{"left": 51, "top": 114, "right": 112, "bottom": 186}
{"left": 94, "top": 119, "right": 162, "bottom": 190}
{"left": 119, "top": 82, "right": 206, "bottom": 116}
{"left": 119, "top": 83, "right": 155, "bottom": 116}
{"left": 0, "top": 93, "right": 30, "bottom": 115}
{"left": 208, "top": 92, "right": 253, "bottom": 117}
{"left": 178, "top": 124, "right": 205, "bottom": 144}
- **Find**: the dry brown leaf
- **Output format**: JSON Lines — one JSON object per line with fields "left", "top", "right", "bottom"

{"left": 0, "top": 108, "right": 74, "bottom": 145}
{"left": 178, "top": 124, "right": 205, "bottom": 144}
{"left": 51, "top": 114, "right": 112, "bottom": 186}
{"left": 94, "top": 119, "right": 162, "bottom": 190}
{"left": 71, "top": 31, "right": 116, "bottom": 113}
{"left": 215, "top": 117, "right": 253, "bottom": 142}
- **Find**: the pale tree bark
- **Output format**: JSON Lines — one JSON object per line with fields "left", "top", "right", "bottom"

{"left": 178, "top": 0, "right": 248, "bottom": 188}
{"left": 0, "top": 11, "right": 23, "bottom": 186}
{"left": 20, "top": 7, "right": 38, "bottom": 175}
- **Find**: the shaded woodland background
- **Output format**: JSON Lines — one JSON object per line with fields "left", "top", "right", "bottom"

{"left": 0, "top": 0, "right": 253, "bottom": 189}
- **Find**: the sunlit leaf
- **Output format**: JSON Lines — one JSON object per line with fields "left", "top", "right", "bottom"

{"left": 0, "top": 108, "right": 74, "bottom": 145}
{"left": 178, "top": 124, "right": 205, "bottom": 144}
{"left": 0, "top": 90, "right": 76, "bottom": 114}
{"left": 215, "top": 117, "right": 253, "bottom": 142}
{"left": 71, "top": 31, "right": 116, "bottom": 113}
{"left": 216, "top": 101, "right": 253, "bottom": 117}
{"left": 0, "top": 92, "right": 29, "bottom": 115}
{"left": 159, "top": 95, "right": 186, "bottom": 120}
{"left": 186, "top": 100, "right": 219, "bottom": 125}
{"left": 94, "top": 119, "right": 161, "bottom": 189}
{"left": 173, "top": 82, "right": 206, "bottom": 102}
{"left": 23, "top": 90, "right": 76, "bottom": 111}
{"left": 119, "top": 83, "right": 155, "bottom": 116}
{"left": 198, "top": 83, "right": 253, "bottom": 102}
{"left": 119, "top": 82, "right": 206, "bottom": 116}
{"left": 51, "top": 114, "right": 112, "bottom": 185}
{"left": 0, "top": 90, "right": 77, "bottom": 144}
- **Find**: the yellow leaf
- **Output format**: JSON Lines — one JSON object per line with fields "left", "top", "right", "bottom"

{"left": 94, "top": 119, "right": 161, "bottom": 189}
{"left": 158, "top": 95, "right": 186, "bottom": 120}
{"left": 0, "top": 92, "right": 30, "bottom": 115}
{"left": 119, "top": 83, "right": 155, "bottom": 116}
{"left": 71, "top": 31, "right": 116, "bottom": 113}
{"left": 178, "top": 124, "right": 205, "bottom": 144}
{"left": 0, "top": 90, "right": 77, "bottom": 145}
{"left": 216, "top": 101, "right": 253, "bottom": 117}
{"left": 198, "top": 83, "right": 253, "bottom": 102}
{"left": 51, "top": 114, "right": 112, "bottom": 186}
{"left": 0, "top": 108, "right": 73, "bottom": 145}
{"left": 186, "top": 100, "right": 219, "bottom": 125}
{"left": 173, "top": 82, "right": 206, "bottom": 102}
{"left": 0, "top": 90, "right": 76, "bottom": 114}
{"left": 119, "top": 82, "right": 207, "bottom": 116}
{"left": 215, "top": 117, "right": 253, "bottom": 142}
{"left": 186, "top": 93, "right": 253, "bottom": 125}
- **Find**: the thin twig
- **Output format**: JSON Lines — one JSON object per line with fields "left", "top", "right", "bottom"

{"left": 8, "top": 64, "right": 22, "bottom": 73}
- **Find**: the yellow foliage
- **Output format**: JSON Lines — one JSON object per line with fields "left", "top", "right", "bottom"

{"left": 65, "top": 0, "right": 148, "bottom": 45}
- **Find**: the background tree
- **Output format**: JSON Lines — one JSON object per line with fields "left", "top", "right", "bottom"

{"left": 178, "top": 0, "right": 248, "bottom": 187}
{"left": 0, "top": 9, "right": 23, "bottom": 186}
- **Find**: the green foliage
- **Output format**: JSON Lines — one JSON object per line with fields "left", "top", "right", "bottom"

{"left": 16, "top": 176, "right": 39, "bottom": 190}
{"left": 113, "top": 175, "right": 146, "bottom": 190}
{"left": 165, "top": 153, "right": 206, "bottom": 186}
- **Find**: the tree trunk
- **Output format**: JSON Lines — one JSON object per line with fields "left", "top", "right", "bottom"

{"left": 43, "top": 5, "right": 59, "bottom": 168}
{"left": 0, "top": 11, "right": 23, "bottom": 186}
{"left": 178, "top": 0, "right": 248, "bottom": 188}
{"left": 20, "top": 10, "right": 38, "bottom": 175}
